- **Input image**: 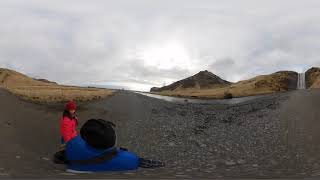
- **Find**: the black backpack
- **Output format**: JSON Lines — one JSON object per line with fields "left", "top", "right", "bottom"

{"left": 80, "top": 119, "right": 116, "bottom": 150}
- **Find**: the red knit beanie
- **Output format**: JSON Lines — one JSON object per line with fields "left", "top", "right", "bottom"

{"left": 65, "top": 101, "right": 76, "bottom": 111}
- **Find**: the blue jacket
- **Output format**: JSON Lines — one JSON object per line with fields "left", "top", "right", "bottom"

{"left": 66, "top": 136, "right": 139, "bottom": 172}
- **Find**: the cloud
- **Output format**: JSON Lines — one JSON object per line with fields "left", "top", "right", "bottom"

{"left": 0, "top": 0, "right": 319, "bottom": 90}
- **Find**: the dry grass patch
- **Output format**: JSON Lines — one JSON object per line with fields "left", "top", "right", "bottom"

{"left": 0, "top": 68, "right": 114, "bottom": 103}
{"left": 8, "top": 86, "right": 114, "bottom": 103}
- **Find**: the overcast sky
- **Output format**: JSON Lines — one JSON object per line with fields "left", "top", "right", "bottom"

{"left": 0, "top": 0, "right": 319, "bottom": 91}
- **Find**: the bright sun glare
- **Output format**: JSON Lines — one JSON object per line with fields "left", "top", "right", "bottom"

{"left": 138, "top": 41, "right": 191, "bottom": 70}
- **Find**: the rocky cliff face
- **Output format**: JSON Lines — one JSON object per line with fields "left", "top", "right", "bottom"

{"left": 306, "top": 67, "right": 320, "bottom": 88}
{"left": 251, "top": 71, "right": 298, "bottom": 91}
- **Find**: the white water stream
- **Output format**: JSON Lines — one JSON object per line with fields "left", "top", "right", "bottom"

{"left": 297, "top": 73, "right": 306, "bottom": 90}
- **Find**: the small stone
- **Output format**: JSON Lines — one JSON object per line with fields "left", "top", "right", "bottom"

{"left": 168, "top": 142, "right": 176, "bottom": 146}
{"left": 16, "top": 156, "right": 21, "bottom": 159}
{"left": 42, "top": 157, "right": 50, "bottom": 161}
{"left": 175, "top": 174, "right": 190, "bottom": 178}
{"left": 200, "top": 144, "right": 207, "bottom": 148}
{"left": 312, "top": 171, "right": 320, "bottom": 176}
{"left": 270, "top": 159, "right": 278, "bottom": 166}
{"left": 210, "top": 164, "right": 217, "bottom": 169}
{"left": 252, "top": 164, "right": 259, "bottom": 167}
{"left": 204, "top": 170, "right": 213, "bottom": 173}
{"left": 123, "top": 172, "right": 135, "bottom": 175}
{"left": 225, "top": 160, "right": 236, "bottom": 166}
{"left": 60, "top": 173, "right": 75, "bottom": 176}
{"left": 314, "top": 163, "right": 320, "bottom": 169}
{"left": 237, "top": 159, "right": 246, "bottom": 164}
{"left": 0, "top": 173, "right": 9, "bottom": 176}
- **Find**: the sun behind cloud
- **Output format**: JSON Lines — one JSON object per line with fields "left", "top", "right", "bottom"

{"left": 137, "top": 40, "right": 192, "bottom": 70}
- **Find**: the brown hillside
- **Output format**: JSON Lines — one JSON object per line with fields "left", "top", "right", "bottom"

{"left": 228, "top": 71, "right": 297, "bottom": 96}
{"left": 0, "top": 68, "right": 114, "bottom": 103}
{"left": 154, "top": 71, "right": 298, "bottom": 99}
{"left": 0, "top": 68, "right": 50, "bottom": 87}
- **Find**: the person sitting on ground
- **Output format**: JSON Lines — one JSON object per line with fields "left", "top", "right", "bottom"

{"left": 64, "top": 119, "right": 165, "bottom": 172}
{"left": 54, "top": 101, "right": 164, "bottom": 170}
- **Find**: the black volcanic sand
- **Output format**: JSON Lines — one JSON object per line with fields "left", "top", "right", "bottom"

{"left": 0, "top": 89, "right": 320, "bottom": 178}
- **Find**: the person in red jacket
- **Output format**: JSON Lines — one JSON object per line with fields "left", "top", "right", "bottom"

{"left": 60, "top": 101, "right": 78, "bottom": 144}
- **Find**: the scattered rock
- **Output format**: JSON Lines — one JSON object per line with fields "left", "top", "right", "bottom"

{"left": 237, "top": 159, "right": 246, "bottom": 164}
{"left": 123, "top": 172, "right": 135, "bottom": 175}
{"left": 252, "top": 164, "right": 259, "bottom": 168}
{"left": 195, "top": 141, "right": 207, "bottom": 148}
{"left": 225, "top": 160, "right": 236, "bottom": 166}
{"left": 175, "top": 174, "right": 191, "bottom": 178}
{"left": 0, "top": 88, "right": 300, "bottom": 178}
{"left": 200, "top": 144, "right": 207, "bottom": 148}
{"left": 60, "top": 173, "right": 75, "bottom": 176}
{"left": 5, "top": 121, "right": 11, "bottom": 127}
{"left": 269, "top": 159, "right": 278, "bottom": 166}
{"left": 204, "top": 170, "right": 214, "bottom": 173}
{"left": 42, "top": 157, "right": 50, "bottom": 161}
{"left": 208, "top": 165, "right": 217, "bottom": 169}
{"left": 311, "top": 171, "right": 320, "bottom": 176}
{"left": 224, "top": 92, "right": 233, "bottom": 99}
{"left": 16, "top": 155, "right": 21, "bottom": 159}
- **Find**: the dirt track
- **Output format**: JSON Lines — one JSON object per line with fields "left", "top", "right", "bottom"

{"left": 280, "top": 90, "right": 320, "bottom": 175}
{"left": 0, "top": 89, "right": 320, "bottom": 178}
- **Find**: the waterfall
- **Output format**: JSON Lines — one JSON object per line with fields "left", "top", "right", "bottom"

{"left": 297, "top": 73, "right": 306, "bottom": 90}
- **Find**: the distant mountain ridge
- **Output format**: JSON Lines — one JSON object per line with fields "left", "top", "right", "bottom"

{"left": 151, "top": 70, "right": 231, "bottom": 92}
{"left": 150, "top": 69, "right": 302, "bottom": 99}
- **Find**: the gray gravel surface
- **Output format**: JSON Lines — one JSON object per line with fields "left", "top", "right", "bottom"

{"left": 1, "top": 89, "right": 320, "bottom": 178}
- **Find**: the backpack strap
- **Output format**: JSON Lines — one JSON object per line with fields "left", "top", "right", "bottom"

{"left": 68, "top": 147, "right": 118, "bottom": 165}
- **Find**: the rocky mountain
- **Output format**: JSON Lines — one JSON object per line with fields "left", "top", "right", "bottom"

{"left": 306, "top": 67, "right": 320, "bottom": 88}
{"left": 150, "top": 70, "right": 231, "bottom": 92}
